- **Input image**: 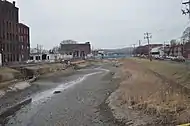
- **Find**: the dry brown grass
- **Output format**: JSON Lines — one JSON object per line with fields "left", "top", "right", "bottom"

{"left": 26, "top": 63, "right": 64, "bottom": 75}
{"left": 0, "top": 67, "right": 21, "bottom": 82}
{"left": 117, "top": 58, "right": 190, "bottom": 124}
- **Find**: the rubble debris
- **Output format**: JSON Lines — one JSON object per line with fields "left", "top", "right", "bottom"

{"left": 53, "top": 91, "right": 61, "bottom": 94}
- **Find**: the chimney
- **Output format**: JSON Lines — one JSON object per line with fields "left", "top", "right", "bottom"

{"left": 13, "top": 1, "right": 15, "bottom": 6}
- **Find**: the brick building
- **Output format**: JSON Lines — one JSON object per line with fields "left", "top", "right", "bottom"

{"left": 169, "top": 42, "right": 190, "bottom": 59}
{"left": 0, "top": 0, "right": 30, "bottom": 65}
{"left": 168, "top": 44, "right": 183, "bottom": 57}
{"left": 184, "top": 42, "right": 190, "bottom": 59}
{"left": 60, "top": 42, "right": 91, "bottom": 58}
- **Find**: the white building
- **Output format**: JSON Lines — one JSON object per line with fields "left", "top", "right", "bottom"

{"left": 29, "top": 53, "right": 73, "bottom": 63}
{"left": 150, "top": 46, "right": 164, "bottom": 57}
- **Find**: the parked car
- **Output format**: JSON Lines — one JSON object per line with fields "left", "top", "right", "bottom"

{"left": 153, "top": 55, "right": 164, "bottom": 60}
{"left": 168, "top": 56, "right": 176, "bottom": 61}
{"left": 158, "top": 56, "right": 165, "bottom": 60}
{"left": 26, "top": 60, "right": 34, "bottom": 64}
{"left": 175, "top": 56, "right": 185, "bottom": 62}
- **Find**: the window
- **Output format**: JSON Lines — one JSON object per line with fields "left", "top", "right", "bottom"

{"left": 21, "top": 36, "right": 22, "bottom": 42}
{"left": 16, "top": 35, "right": 18, "bottom": 41}
{"left": 12, "top": 23, "right": 14, "bottom": 32}
{"left": 18, "top": 27, "right": 20, "bottom": 33}
{"left": 17, "top": 54, "right": 19, "bottom": 61}
{"left": 5, "top": 44, "right": 7, "bottom": 51}
{"left": 3, "top": 54, "right": 5, "bottom": 62}
{"left": 27, "top": 36, "right": 29, "bottom": 43}
{"left": 16, "top": 24, "right": 18, "bottom": 32}
{"left": 13, "top": 24, "right": 15, "bottom": 33}
{"left": 3, "top": 21, "right": 5, "bottom": 32}
{"left": 13, "top": 34, "right": 15, "bottom": 40}
{"left": 13, "top": 54, "right": 15, "bottom": 61}
{"left": 30, "top": 56, "right": 33, "bottom": 60}
{"left": 13, "top": 44, "right": 15, "bottom": 51}
{"left": 7, "top": 33, "right": 9, "bottom": 40}
{"left": 3, "top": 34, "right": 5, "bottom": 40}
{"left": 26, "top": 29, "right": 28, "bottom": 34}
{"left": 2, "top": 44, "right": 5, "bottom": 51}
{"left": 10, "top": 54, "right": 12, "bottom": 62}
{"left": 0, "top": 23, "right": 1, "bottom": 37}
{"left": 10, "top": 44, "right": 12, "bottom": 51}
{"left": 16, "top": 13, "right": 18, "bottom": 22}
{"left": 7, "top": 44, "right": 9, "bottom": 52}
{"left": 9, "top": 33, "right": 13, "bottom": 41}
{"left": 24, "top": 36, "right": 26, "bottom": 42}
{"left": 9, "top": 22, "right": 11, "bottom": 31}
{"left": 12, "top": 11, "right": 14, "bottom": 20}
{"left": 0, "top": 44, "right": 2, "bottom": 51}
{"left": 6, "top": 21, "right": 8, "bottom": 30}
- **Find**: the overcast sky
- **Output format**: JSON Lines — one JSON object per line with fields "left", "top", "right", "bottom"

{"left": 8, "top": 0, "right": 190, "bottom": 49}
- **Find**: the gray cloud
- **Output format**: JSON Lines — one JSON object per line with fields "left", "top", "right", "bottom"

{"left": 9, "top": 0, "right": 189, "bottom": 49}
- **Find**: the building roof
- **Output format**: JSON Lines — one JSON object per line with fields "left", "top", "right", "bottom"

{"left": 19, "top": 23, "right": 29, "bottom": 28}
{"left": 0, "top": 0, "right": 18, "bottom": 9}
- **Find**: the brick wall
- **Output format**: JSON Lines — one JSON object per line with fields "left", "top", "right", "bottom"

{"left": 60, "top": 43, "right": 91, "bottom": 58}
{"left": 0, "top": 0, "right": 30, "bottom": 64}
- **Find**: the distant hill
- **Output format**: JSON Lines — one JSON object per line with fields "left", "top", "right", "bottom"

{"left": 97, "top": 47, "right": 133, "bottom": 54}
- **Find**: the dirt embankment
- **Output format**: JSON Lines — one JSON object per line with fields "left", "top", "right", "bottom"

{"left": 0, "top": 61, "right": 90, "bottom": 91}
{"left": 107, "top": 58, "right": 190, "bottom": 125}
{"left": 0, "top": 68, "right": 23, "bottom": 90}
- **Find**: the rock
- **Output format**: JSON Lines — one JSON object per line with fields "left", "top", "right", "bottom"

{"left": 111, "top": 72, "right": 115, "bottom": 75}
{"left": 53, "top": 91, "right": 61, "bottom": 94}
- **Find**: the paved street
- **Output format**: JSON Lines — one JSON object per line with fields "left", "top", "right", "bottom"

{"left": 5, "top": 65, "right": 121, "bottom": 126}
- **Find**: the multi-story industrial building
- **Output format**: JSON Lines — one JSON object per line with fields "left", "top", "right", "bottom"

{"left": 0, "top": 0, "right": 30, "bottom": 65}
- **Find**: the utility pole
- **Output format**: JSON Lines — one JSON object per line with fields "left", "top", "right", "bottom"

{"left": 144, "top": 32, "right": 152, "bottom": 61}
{"left": 37, "top": 44, "right": 39, "bottom": 60}
{"left": 39, "top": 45, "right": 43, "bottom": 54}
{"left": 132, "top": 44, "right": 136, "bottom": 56}
{"left": 183, "top": 38, "right": 185, "bottom": 56}
{"left": 163, "top": 41, "right": 165, "bottom": 56}
{"left": 182, "top": 0, "right": 190, "bottom": 19}
{"left": 139, "top": 40, "right": 141, "bottom": 47}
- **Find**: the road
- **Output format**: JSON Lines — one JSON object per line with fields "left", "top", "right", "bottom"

{"left": 5, "top": 65, "right": 121, "bottom": 126}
